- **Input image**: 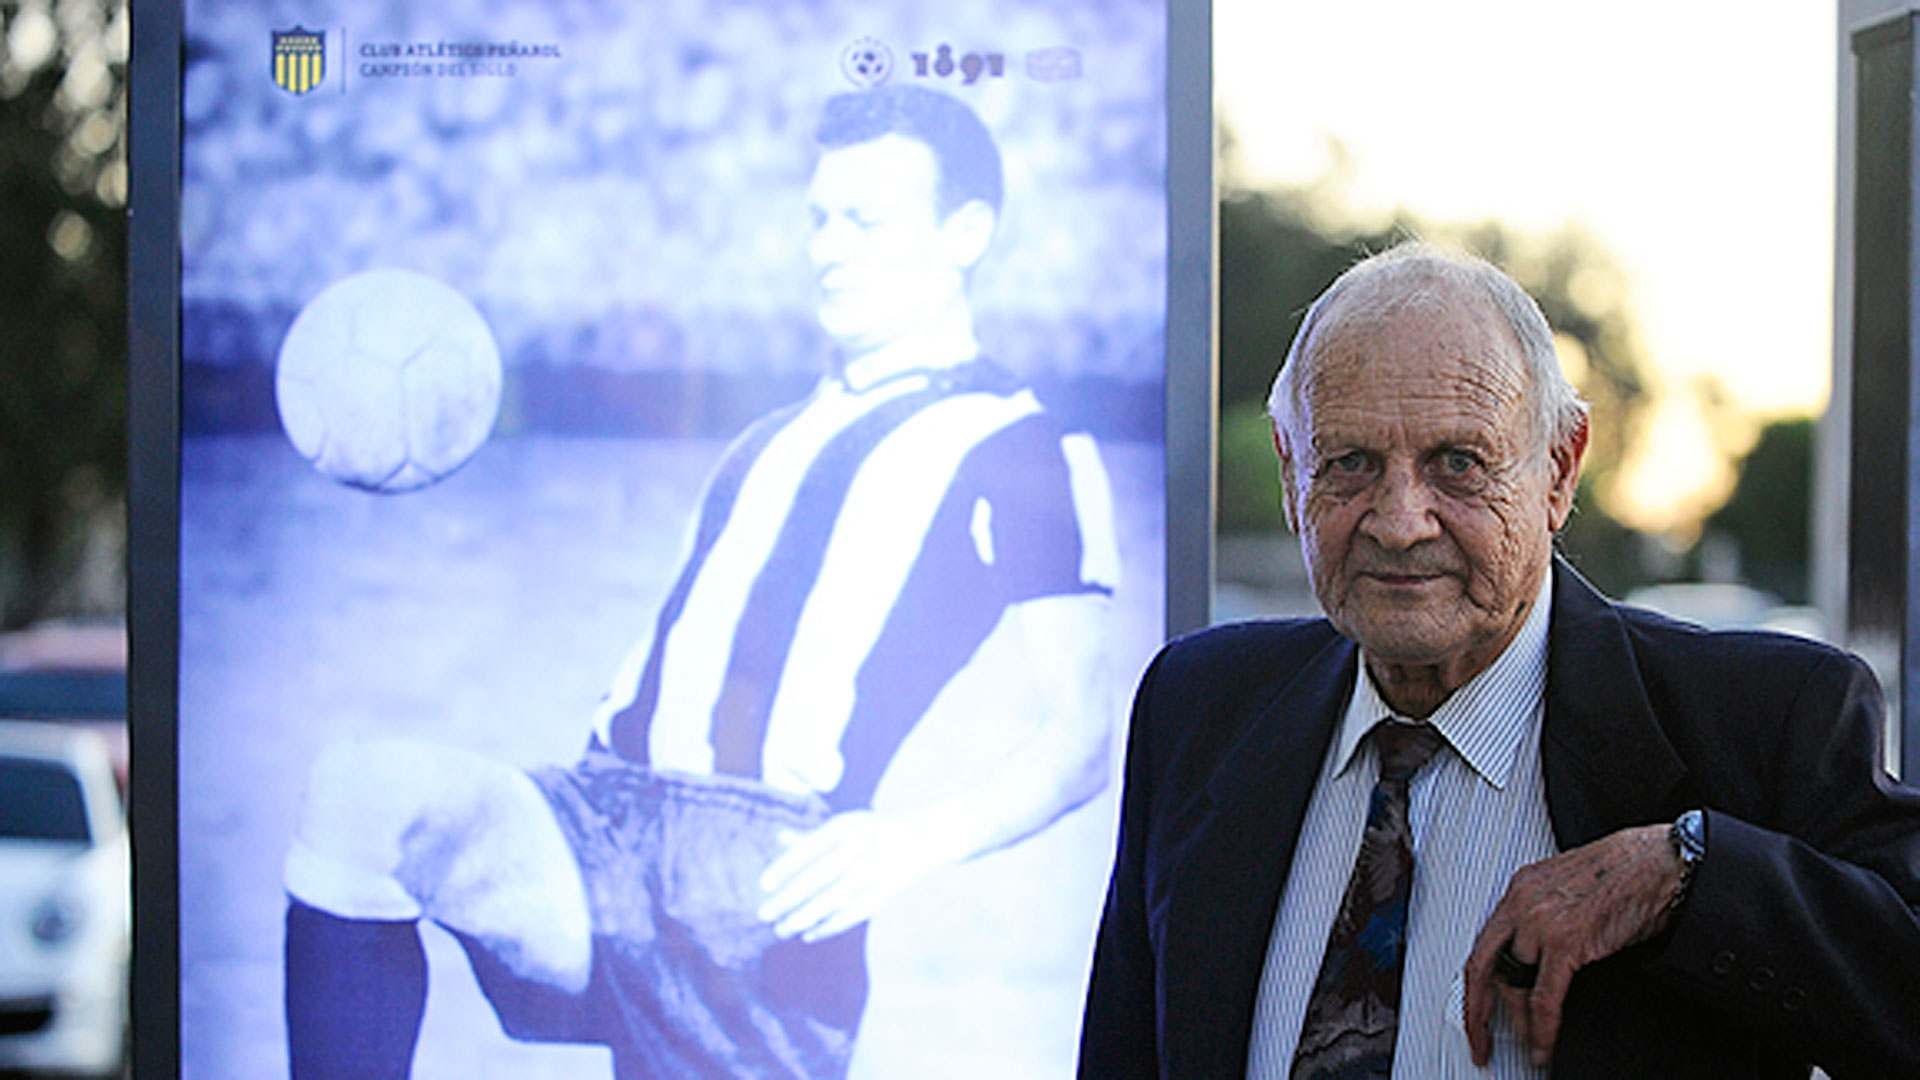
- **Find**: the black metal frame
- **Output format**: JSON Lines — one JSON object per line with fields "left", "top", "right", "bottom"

{"left": 1849, "top": 10, "right": 1920, "bottom": 779}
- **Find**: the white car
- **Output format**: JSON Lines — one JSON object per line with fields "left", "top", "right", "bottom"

{"left": 0, "top": 720, "right": 129, "bottom": 1078}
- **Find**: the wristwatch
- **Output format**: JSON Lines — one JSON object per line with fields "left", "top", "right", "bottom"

{"left": 1668, "top": 808, "right": 1707, "bottom": 912}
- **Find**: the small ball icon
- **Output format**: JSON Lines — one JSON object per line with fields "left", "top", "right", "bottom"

{"left": 274, "top": 269, "right": 503, "bottom": 493}
{"left": 841, "top": 37, "right": 893, "bottom": 87}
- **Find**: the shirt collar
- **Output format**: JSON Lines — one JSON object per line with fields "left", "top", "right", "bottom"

{"left": 1333, "top": 569, "right": 1554, "bottom": 790}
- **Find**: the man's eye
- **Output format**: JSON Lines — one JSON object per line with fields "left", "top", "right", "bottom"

{"left": 1328, "top": 451, "right": 1370, "bottom": 475}
{"left": 1439, "top": 449, "right": 1479, "bottom": 475}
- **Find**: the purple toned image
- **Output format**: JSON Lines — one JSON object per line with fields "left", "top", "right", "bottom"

{"left": 176, "top": 2, "right": 1171, "bottom": 1076}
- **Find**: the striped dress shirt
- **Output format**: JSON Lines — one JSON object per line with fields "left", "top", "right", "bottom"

{"left": 1247, "top": 573, "right": 1558, "bottom": 1080}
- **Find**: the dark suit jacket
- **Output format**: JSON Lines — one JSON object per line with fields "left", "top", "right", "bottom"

{"left": 1078, "top": 561, "right": 1920, "bottom": 1079}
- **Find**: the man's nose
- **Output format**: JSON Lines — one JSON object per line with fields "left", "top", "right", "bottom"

{"left": 1359, "top": 461, "right": 1442, "bottom": 550}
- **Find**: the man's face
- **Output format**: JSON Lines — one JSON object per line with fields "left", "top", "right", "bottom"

{"left": 806, "top": 134, "right": 977, "bottom": 354}
{"left": 1277, "top": 292, "right": 1583, "bottom": 683}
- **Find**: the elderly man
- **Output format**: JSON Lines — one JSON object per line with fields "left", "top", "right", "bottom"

{"left": 283, "top": 85, "right": 1117, "bottom": 1079}
{"left": 1079, "top": 243, "right": 1920, "bottom": 1078}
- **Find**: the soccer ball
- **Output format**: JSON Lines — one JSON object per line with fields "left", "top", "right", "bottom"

{"left": 274, "top": 269, "right": 503, "bottom": 493}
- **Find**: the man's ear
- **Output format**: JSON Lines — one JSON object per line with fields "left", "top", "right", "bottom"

{"left": 1545, "top": 412, "right": 1589, "bottom": 532}
{"left": 941, "top": 199, "right": 996, "bottom": 270}
{"left": 1274, "top": 423, "right": 1302, "bottom": 533}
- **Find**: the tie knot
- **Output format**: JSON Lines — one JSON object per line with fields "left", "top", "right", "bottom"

{"left": 1372, "top": 720, "right": 1443, "bottom": 783}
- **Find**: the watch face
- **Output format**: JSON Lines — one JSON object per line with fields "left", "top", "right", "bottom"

{"left": 1676, "top": 809, "right": 1707, "bottom": 861}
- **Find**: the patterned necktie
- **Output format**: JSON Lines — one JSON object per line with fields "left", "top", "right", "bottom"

{"left": 1290, "top": 719, "right": 1446, "bottom": 1080}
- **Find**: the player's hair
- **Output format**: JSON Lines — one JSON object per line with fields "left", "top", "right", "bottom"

{"left": 816, "top": 84, "right": 1004, "bottom": 217}
{"left": 1267, "top": 241, "right": 1589, "bottom": 459}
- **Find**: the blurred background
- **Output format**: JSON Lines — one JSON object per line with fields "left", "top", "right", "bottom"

{"left": 1, "top": 0, "right": 126, "bottom": 636}
{"left": 2, "top": 0, "right": 129, "bottom": 1059}
{"left": 1211, "top": 2, "right": 1836, "bottom": 632}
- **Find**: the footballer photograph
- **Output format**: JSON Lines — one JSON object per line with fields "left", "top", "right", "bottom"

{"left": 174, "top": 0, "right": 1173, "bottom": 1076}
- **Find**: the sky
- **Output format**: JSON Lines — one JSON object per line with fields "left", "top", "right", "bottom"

{"left": 1214, "top": 0, "right": 1837, "bottom": 530}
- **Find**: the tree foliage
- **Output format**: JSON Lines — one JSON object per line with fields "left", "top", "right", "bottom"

{"left": 1699, "top": 417, "right": 1812, "bottom": 604}
{"left": 0, "top": 0, "right": 127, "bottom": 628}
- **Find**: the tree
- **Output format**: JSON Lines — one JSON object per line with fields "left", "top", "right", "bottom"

{"left": 0, "top": 0, "right": 127, "bottom": 628}
{"left": 1697, "top": 417, "right": 1812, "bottom": 604}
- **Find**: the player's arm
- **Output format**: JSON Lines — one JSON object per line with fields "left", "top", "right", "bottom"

{"left": 758, "top": 590, "right": 1112, "bottom": 943}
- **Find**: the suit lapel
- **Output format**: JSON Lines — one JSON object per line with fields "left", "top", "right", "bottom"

{"left": 1159, "top": 632, "right": 1357, "bottom": 1076}
{"left": 1542, "top": 559, "right": 1688, "bottom": 847}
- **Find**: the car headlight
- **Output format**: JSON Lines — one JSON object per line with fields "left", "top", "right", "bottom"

{"left": 30, "top": 894, "right": 84, "bottom": 946}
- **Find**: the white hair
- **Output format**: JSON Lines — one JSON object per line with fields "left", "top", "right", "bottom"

{"left": 1266, "top": 242, "right": 1589, "bottom": 458}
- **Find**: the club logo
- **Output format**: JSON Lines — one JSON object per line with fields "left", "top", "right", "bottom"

{"left": 272, "top": 27, "right": 326, "bottom": 95}
{"left": 840, "top": 37, "right": 893, "bottom": 88}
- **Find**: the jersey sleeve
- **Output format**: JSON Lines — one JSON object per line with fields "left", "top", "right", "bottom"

{"left": 951, "top": 411, "right": 1119, "bottom": 605}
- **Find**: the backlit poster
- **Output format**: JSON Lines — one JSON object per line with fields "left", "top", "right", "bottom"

{"left": 156, "top": 0, "right": 1197, "bottom": 1075}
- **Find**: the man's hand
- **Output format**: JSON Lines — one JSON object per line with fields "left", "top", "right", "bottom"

{"left": 754, "top": 596, "right": 1112, "bottom": 946}
{"left": 1463, "top": 823, "right": 1684, "bottom": 1067}
{"left": 756, "top": 810, "right": 952, "bottom": 944}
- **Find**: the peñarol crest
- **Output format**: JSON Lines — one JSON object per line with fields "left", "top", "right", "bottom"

{"left": 272, "top": 27, "right": 325, "bottom": 95}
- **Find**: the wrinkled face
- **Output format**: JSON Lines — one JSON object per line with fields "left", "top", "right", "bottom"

{"left": 806, "top": 134, "right": 973, "bottom": 353}
{"left": 1277, "top": 294, "right": 1582, "bottom": 681}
